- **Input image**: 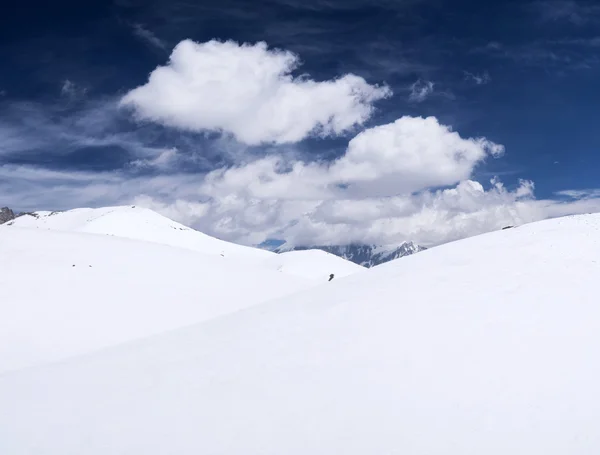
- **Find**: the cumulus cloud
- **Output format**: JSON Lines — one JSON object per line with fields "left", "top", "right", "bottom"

{"left": 9, "top": 114, "right": 573, "bottom": 249}
{"left": 174, "top": 116, "right": 520, "bottom": 245}
{"left": 133, "top": 174, "right": 600, "bottom": 248}
{"left": 120, "top": 39, "right": 391, "bottom": 145}
{"left": 4, "top": 161, "right": 600, "bottom": 248}
{"left": 198, "top": 116, "right": 505, "bottom": 205}
{"left": 408, "top": 79, "right": 434, "bottom": 102}
{"left": 4, "top": 106, "right": 599, "bottom": 249}
{"left": 332, "top": 116, "right": 504, "bottom": 195}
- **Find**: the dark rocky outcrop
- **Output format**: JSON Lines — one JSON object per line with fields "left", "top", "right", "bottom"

{"left": 0, "top": 207, "right": 16, "bottom": 224}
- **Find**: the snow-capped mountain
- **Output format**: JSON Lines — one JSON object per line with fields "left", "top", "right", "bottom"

{"left": 3, "top": 213, "right": 600, "bottom": 454}
{"left": 5, "top": 206, "right": 273, "bottom": 262}
{"left": 0, "top": 206, "right": 364, "bottom": 372}
{"left": 4, "top": 206, "right": 364, "bottom": 281}
{"left": 276, "top": 241, "right": 426, "bottom": 267}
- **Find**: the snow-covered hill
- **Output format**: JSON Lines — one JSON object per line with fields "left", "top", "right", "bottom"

{"left": 277, "top": 241, "right": 426, "bottom": 267}
{"left": 3, "top": 213, "right": 600, "bottom": 454}
{"left": 264, "top": 249, "right": 364, "bottom": 279}
{"left": 0, "top": 227, "right": 312, "bottom": 373}
{"left": 5, "top": 206, "right": 364, "bottom": 280}
{"left": 7, "top": 206, "right": 272, "bottom": 262}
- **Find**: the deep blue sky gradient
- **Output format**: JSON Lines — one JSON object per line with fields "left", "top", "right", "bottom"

{"left": 1, "top": 0, "right": 600, "bottom": 209}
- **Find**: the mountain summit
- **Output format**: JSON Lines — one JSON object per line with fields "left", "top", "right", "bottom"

{"left": 276, "top": 242, "right": 426, "bottom": 267}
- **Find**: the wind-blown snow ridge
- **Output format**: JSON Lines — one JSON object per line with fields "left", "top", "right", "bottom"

{"left": 3, "top": 213, "right": 600, "bottom": 454}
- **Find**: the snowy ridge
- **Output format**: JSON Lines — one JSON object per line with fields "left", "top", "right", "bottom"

{"left": 5, "top": 206, "right": 364, "bottom": 280}
{"left": 3, "top": 213, "right": 600, "bottom": 454}
{"left": 277, "top": 241, "right": 426, "bottom": 267}
{"left": 7, "top": 206, "right": 272, "bottom": 261}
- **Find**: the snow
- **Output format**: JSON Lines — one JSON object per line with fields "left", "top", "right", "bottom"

{"left": 3, "top": 213, "right": 600, "bottom": 454}
{"left": 0, "top": 227, "right": 311, "bottom": 373}
{"left": 6, "top": 206, "right": 364, "bottom": 280}
{"left": 8, "top": 206, "right": 272, "bottom": 262}
{"left": 263, "top": 249, "right": 364, "bottom": 279}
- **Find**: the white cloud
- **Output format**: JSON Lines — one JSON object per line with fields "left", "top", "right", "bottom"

{"left": 132, "top": 24, "right": 167, "bottom": 51}
{"left": 464, "top": 71, "right": 491, "bottom": 85}
{"left": 0, "top": 165, "right": 204, "bottom": 213}
{"left": 4, "top": 159, "right": 600, "bottom": 249}
{"left": 120, "top": 39, "right": 391, "bottom": 145}
{"left": 130, "top": 147, "right": 179, "bottom": 170}
{"left": 61, "top": 80, "right": 87, "bottom": 99}
{"left": 408, "top": 79, "right": 434, "bottom": 102}
{"left": 200, "top": 116, "right": 504, "bottom": 200}
{"left": 4, "top": 110, "right": 599, "bottom": 250}
{"left": 555, "top": 189, "right": 600, "bottom": 199}
{"left": 332, "top": 116, "right": 504, "bottom": 196}
{"left": 181, "top": 116, "right": 526, "bottom": 246}
{"left": 133, "top": 175, "right": 600, "bottom": 248}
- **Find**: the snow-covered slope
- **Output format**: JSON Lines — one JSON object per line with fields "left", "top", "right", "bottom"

{"left": 6, "top": 206, "right": 364, "bottom": 280}
{"left": 263, "top": 249, "right": 364, "bottom": 279}
{"left": 0, "top": 227, "right": 312, "bottom": 373}
{"left": 3, "top": 214, "right": 600, "bottom": 454}
{"left": 7, "top": 206, "right": 272, "bottom": 262}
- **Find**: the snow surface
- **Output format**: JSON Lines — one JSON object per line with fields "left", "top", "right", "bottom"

{"left": 8, "top": 206, "right": 272, "bottom": 262}
{"left": 3, "top": 214, "right": 600, "bottom": 454}
{"left": 0, "top": 227, "right": 313, "bottom": 372}
{"left": 264, "top": 249, "right": 364, "bottom": 279}
{"left": 6, "top": 206, "right": 364, "bottom": 280}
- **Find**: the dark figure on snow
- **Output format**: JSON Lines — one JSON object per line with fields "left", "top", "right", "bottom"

{"left": 328, "top": 273, "right": 335, "bottom": 282}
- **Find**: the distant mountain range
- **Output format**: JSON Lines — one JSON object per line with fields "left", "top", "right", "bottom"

{"left": 275, "top": 242, "right": 426, "bottom": 268}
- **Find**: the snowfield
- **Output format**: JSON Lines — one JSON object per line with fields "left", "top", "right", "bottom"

{"left": 6, "top": 206, "right": 364, "bottom": 280}
{"left": 0, "top": 208, "right": 362, "bottom": 372}
{"left": 264, "top": 249, "right": 363, "bottom": 279}
{"left": 0, "top": 227, "right": 310, "bottom": 372}
{"left": 7, "top": 206, "right": 274, "bottom": 261}
{"left": 2, "top": 213, "right": 600, "bottom": 454}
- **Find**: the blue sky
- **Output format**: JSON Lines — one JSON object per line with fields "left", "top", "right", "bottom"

{"left": 2, "top": 0, "right": 600, "bottom": 247}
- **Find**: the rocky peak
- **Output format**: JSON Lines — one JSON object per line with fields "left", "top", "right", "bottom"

{"left": 0, "top": 207, "right": 16, "bottom": 224}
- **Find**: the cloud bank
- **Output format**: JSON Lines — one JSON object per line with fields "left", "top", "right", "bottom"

{"left": 5, "top": 38, "right": 600, "bottom": 250}
{"left": 200, "top": 116, "right": 505, "bottom": 201}
{"left": 121, "top": 39, "right": 392, "bottom": 145}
